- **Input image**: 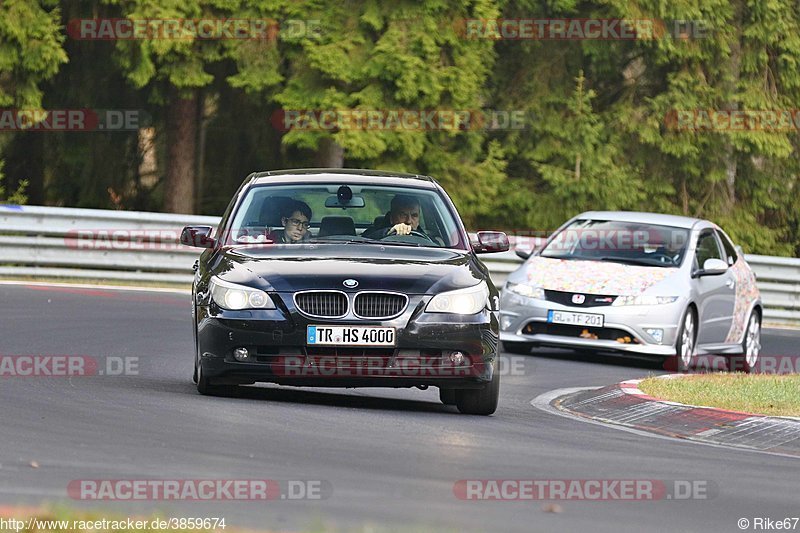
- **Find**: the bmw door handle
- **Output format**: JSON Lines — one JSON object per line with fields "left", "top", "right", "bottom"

{"left": 725, "top": 278, "right": 735, "bottom": 290}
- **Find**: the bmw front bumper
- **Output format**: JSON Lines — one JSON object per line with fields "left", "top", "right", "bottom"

{"left": 196, "top": 294, "right": 499, "bottom": 389}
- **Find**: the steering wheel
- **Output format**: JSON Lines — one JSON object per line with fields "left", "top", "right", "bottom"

{"left": 382, "top": 228, "right": 436, "bottom": 243}
{"left": 648, "top": 252, "right": 676, "bottom": 265}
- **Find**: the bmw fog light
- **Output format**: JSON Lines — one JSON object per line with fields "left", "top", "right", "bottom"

{"left": 448, "top": 351, "right": 465, "bottom": 365}
{"left": 501, "top": 316, "right": 514, "bottom": 331}
{"left": 233, "top": 347, "right": 251, "bottom": 361}
{"left": 644, "top": 329, "right": 664, "bottom": 343}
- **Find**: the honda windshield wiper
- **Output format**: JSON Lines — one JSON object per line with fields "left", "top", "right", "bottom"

{"left": 540, "top": 254, "right": 594, "bottom": 261}
{"left": 599, "top": 256, "right": 665, "bottom": 267}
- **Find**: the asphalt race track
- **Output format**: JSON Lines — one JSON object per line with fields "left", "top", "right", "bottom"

{"left": 1, "top": 283, "right": 799, "bottom": 532}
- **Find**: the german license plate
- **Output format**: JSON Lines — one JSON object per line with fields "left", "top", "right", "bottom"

{"left": 547, "top": 310, "right": 604, "bottom": 327}
{"left": 307, "top": 326, "right": 396, "bottom": 347}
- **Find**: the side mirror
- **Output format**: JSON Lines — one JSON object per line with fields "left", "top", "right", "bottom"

{"left": 514, "top": 236, "right": 547, "bottom": 260}
{"left": 695, "top": 257, "right": 728, "bottom": 277}
{"left": 472, "top": 231, "right": 510, "bottom": 254}
{"left": 180, "top": 226, "right": 216, "bottom": 249}
{"left": 515, "top": 248, "right": 532, "bottom": 260}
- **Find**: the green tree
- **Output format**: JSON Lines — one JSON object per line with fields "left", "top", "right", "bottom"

{"left": 607, "top": 0, "right": 800, "bottom": 254}
{"left": 227, "top": 0, "right": 507, "bottom": 225}
{"left": 0, "top": 0, "right": 67, "bottom": 108}
{"left": 103, "top": 0, "right": 235, "bottom": 213}
{"left": 0, "top": 0, "right": 67, "bottom": 203}
{"left": 528, "top": 71, "right": 645, "bottom": 216}
{"left": 0, "top": 162, "right": 29, "bottom": 204}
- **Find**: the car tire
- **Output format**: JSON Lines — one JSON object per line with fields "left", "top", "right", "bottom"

{"left": 196, "top": 358, "right": 236, "bottom": 396}
{"left": 439, "top": 388, "right": 457, "bottom": 405}
{"left": 192, "top": 320, "right": 199, "bottom": 384}
{"left": 666, "top": 307, "right": 697, "bottom": 372}
{"left": 501, "top": 341, "right": 533, "bottom": 355}
{"left": 455, "top": 358, "right": 500, "bottom": 415}
{"left": 728, "top": 309, "right": 761, "bottom": 373}
{"left": 195, "top": 360, "right": 214, "bottom": 395}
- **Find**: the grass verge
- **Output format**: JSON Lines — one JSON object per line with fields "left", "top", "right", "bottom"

{"left": 639, "top": 374, "right": 800, "bottom": 417}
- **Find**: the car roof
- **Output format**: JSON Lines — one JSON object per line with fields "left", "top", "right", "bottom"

{"left": 250, "top": 168, "right": 437, "bottom": 189}
{"left": 574, "top": 211, "right": 707, "bottom": 230}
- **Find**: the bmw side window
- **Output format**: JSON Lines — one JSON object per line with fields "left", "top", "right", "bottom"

{"left": 694, "top": 230, "right": 722, "bottom": 270}
{"left": 716, "top": 230, "right": 738, "bottom": 266}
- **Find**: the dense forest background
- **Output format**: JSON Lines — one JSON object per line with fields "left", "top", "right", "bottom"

{"left": 1, "top": 0, "right": 799, "bottom": 256}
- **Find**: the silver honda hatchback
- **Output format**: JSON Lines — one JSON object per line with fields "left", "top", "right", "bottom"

{"left": 499, "top": 211, "right": 762, "bottom": 372}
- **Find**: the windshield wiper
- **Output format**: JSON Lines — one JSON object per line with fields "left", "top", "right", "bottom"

{"left": 308, "top": 237, "right": 425, "bottom": 247}
{"left": 375, "top": 241, "right": 424, "bottom": 247}
{"left": 307, "top": 237, "right": 373, "bottom": 244}
{"left": 540, "top": 254, "right": 593, "bottom": 261}
{"left": 599, "top": 256, "right": 666, "bottom": 267}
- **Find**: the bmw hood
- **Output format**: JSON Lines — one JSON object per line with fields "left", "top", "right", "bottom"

{"left": 521, "top": 256, "right": 678, "bottom": 295}
{"left": 211, "top": 244, "right": 483, "bottom": 294}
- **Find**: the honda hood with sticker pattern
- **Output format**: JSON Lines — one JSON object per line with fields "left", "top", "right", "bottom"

{"left": 524, "top": 256, "right": 677, "bottom": 295}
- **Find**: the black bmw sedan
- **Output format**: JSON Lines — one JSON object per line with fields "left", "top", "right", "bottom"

{"left": 181, "top": 169, "right": 509, "bottom": 415}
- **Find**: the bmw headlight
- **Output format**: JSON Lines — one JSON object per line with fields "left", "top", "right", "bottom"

{"left": 505, "top": 281, "right": 545, "bottom": 300}
{"left": 426, "top": 282, "right": 489, "bottom": 315}
{"left": 209, "top": 276, "right": 275, "bottom": 310}
{"left": 612, "top": 294, "right": 679, "bottom": 306}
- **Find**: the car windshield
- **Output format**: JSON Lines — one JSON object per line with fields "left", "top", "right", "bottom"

{"left": 225, "top": 183, "right": 466, "bottom": 249}
{"left": 539, "top": 219, "right": 690, "bottom": 267}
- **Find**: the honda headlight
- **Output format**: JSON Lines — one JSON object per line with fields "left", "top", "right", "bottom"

{"left": 426, "top": 282, "right": 489, "bottom": 315}
{"left": 612, "top": 294, "right": 679, "bottom": 306}
{"left": 209, "top": 276, "right": 275, "bottom": 310}
{"left": 505, "top": 281, "right": 545, "bottom": 300}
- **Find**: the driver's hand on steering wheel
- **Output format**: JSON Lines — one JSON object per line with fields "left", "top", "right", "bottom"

{"left": 389, "top": 223, "right": 413, "bottom": 236}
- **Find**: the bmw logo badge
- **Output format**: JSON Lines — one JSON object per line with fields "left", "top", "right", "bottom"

{"left": 343, "top": 279, "right": 359, "bottom": 288}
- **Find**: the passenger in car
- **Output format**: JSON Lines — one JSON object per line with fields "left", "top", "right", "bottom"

{"left": 269, "top": 200, "right": 313, "bottom": 243}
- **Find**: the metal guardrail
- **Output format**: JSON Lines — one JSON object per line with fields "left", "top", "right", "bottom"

{"left": 0, "top": 204, "right": 216, "bottom": 284}
{"left": 1, "top": 204, "right": 798, "bottom": 326}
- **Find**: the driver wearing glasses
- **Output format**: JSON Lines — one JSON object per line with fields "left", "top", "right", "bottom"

{"left": 269, "top": 200, "right": 313, "bottom": 243}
